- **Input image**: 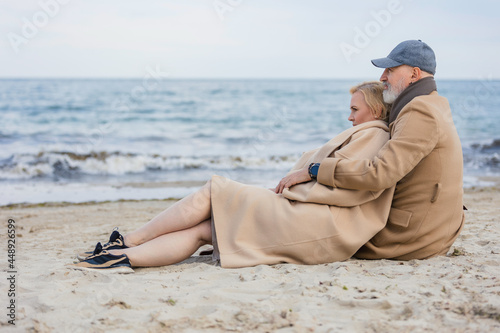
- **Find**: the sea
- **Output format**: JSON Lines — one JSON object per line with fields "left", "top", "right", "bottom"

{"left": 1, "top": 78, "right": 499, "bottom": 205}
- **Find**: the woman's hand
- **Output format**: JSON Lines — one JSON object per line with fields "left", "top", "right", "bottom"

{"left": 274, "top": 167, "right": 312, "bottom": 194}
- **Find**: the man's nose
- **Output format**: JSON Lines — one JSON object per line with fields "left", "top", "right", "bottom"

{"left": 380, "top": 68, "right": 389, "bottom": 81}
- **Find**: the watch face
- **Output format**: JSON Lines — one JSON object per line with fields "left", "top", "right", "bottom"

{"left": 312, "top": 164, "right": 319, "bottom": 176}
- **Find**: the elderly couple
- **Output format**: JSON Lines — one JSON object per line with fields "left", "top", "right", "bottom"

{"left": 73, "top": 40, "right": 465, "bottom": 273}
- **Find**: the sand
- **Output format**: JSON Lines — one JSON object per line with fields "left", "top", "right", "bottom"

{"left": 0, "top": 187, "right": 499, "bottom": 332}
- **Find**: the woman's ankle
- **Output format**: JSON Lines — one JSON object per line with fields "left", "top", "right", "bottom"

{"left": 123, "top": 234, "right": 139, "bottom": 248}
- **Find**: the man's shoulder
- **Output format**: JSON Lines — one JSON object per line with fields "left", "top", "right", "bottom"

{"left": 400, "top": 92, "right": 450, "bottom": 117}
{"left": 409, "top": 91, "right": 449, "bottom": 107}
{"left": 391, "top": 92, "right": 453, "bottom": 134}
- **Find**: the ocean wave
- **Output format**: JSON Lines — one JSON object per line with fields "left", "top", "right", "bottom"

{"left": 0, "top": 151, "right": 299, "bottom": 180}
{"left": 470, "top": 139, "right": 500, "bottom": 152}
{"left": 2, "top": 141, "right": 499, "bottom": 181}
{"left": 464, "top": 138, "right": 500, "bottom": 171}
{"left": 464, "top": 154, "right": 500, "bottom": 170}
{"left": 0, "top": 132, "right": 14, "bottom": 139}
{"left": 46, "top": 104, "right": 88, "bottom": 111}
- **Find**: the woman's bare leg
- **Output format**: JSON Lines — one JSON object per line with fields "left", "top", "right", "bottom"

{"left": 123, "top": 180, "right": 212, "bottom": 247}
{"left": 111, "top": 219, "right": 212, "bottom": 267}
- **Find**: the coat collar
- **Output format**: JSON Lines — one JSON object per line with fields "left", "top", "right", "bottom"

{"left": 313, "top": 120, "right": 389, "bottom": 161}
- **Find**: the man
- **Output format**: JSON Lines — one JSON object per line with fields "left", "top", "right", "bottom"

{"left": 315, "top": 40, "right": 464, "bottom": 259}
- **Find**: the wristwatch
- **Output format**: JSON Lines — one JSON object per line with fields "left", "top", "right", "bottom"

{"left": 308, "top": 163, "right": 320, "bottom": 180}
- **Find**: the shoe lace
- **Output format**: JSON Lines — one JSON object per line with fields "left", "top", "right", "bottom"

{"left": 102, "top": 238, "right": 124, "bottom": 249}
{"left": 102, "top": 228, "right": 123, "bottom": 248}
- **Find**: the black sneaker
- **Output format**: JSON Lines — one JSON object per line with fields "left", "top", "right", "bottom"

{"left": 77, "top": 228, "right": 128, "bottom": 261}
{"left": 71, "top": 250, "right": 134, "bottom": 274}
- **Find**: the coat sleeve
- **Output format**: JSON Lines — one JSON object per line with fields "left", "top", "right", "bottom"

{"left": 321, "top": 127, "right": 390, "bottom": 206}
{"left": 283, "top": 126, "right": 390, "bottom": 207}
{"left": 316, "top": 98, "right": 439, "bottom": 191}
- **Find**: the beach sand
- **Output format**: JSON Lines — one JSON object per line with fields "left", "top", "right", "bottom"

{"left": 1, "top": 187, "right": 499, "bottom": 332}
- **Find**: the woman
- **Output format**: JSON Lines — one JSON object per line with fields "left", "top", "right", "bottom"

{"left": 73, "top": 81, "right": 392, "bottom": 273}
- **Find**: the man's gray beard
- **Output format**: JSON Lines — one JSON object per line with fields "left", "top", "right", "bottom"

{"left": 383, "top": 77, "right": 407, "bottom": 104}
{"left": 383, "top": 89, "right": 398, "bottom": 104}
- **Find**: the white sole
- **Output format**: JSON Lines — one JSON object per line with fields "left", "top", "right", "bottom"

{"left": 69, "top": 265, "right": 134, "bottom": 274}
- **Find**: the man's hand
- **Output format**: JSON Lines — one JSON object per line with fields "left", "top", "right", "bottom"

{"left": 274, "top": 167, "right": 312, "bottom": 194}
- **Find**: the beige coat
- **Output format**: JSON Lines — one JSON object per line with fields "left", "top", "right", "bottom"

{"left": 211, "top": 120, "right": 394, "bottom": 268}
{"left": 318, "top": 92, "right": 465, "bottom": 260}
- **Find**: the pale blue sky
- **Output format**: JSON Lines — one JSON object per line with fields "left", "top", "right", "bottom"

{"left": 1, "top": 0, "right": 499, "bottom": 79}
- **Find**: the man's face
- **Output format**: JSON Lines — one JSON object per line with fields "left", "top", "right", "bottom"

{"left": 380, "top": 65, "right": 413, "bottom": 104}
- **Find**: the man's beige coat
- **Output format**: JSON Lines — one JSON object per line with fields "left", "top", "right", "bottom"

{"left": 318, "top": 92, "right": 465, "bottom": 260}
{"left": 211, "top": 121, "right": 394, "bottom": 268}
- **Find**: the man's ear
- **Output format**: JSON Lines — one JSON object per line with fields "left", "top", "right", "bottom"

{"left": 411, "top": 67, "right": 422, "bottom": 82}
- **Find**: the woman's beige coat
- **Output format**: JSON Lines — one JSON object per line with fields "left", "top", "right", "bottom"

{"left": 211, "top": 120, "right": 395, "bottom": 268}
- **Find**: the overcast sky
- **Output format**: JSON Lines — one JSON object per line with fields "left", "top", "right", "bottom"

{"left": 1, "top": 0, "right": 499, "bottom": 80}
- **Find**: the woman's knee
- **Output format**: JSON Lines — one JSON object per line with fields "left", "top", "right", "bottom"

{"left": 193, "top": 179, "right": 211, "bottom": 200}
{"left": 204, "top": 179, "right": 211, "bottom": 192}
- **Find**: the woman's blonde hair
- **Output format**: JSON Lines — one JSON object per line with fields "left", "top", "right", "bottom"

{"left": 349, "top": 81, "right": 390, "bottom": 121}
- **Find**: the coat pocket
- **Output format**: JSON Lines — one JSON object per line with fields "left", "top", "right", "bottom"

{"left": 430, "top": 183, "right": 441, "bottom": 203}
{"left": 369, "top": 206, "right": 414, "bottom": 247}
{"left": 388, "top": 207, "right": 413, "bottom": 228}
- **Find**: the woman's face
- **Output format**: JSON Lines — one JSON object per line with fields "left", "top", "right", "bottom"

{"left": 348, "top": 91, "right": 377, "bottom": 126}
